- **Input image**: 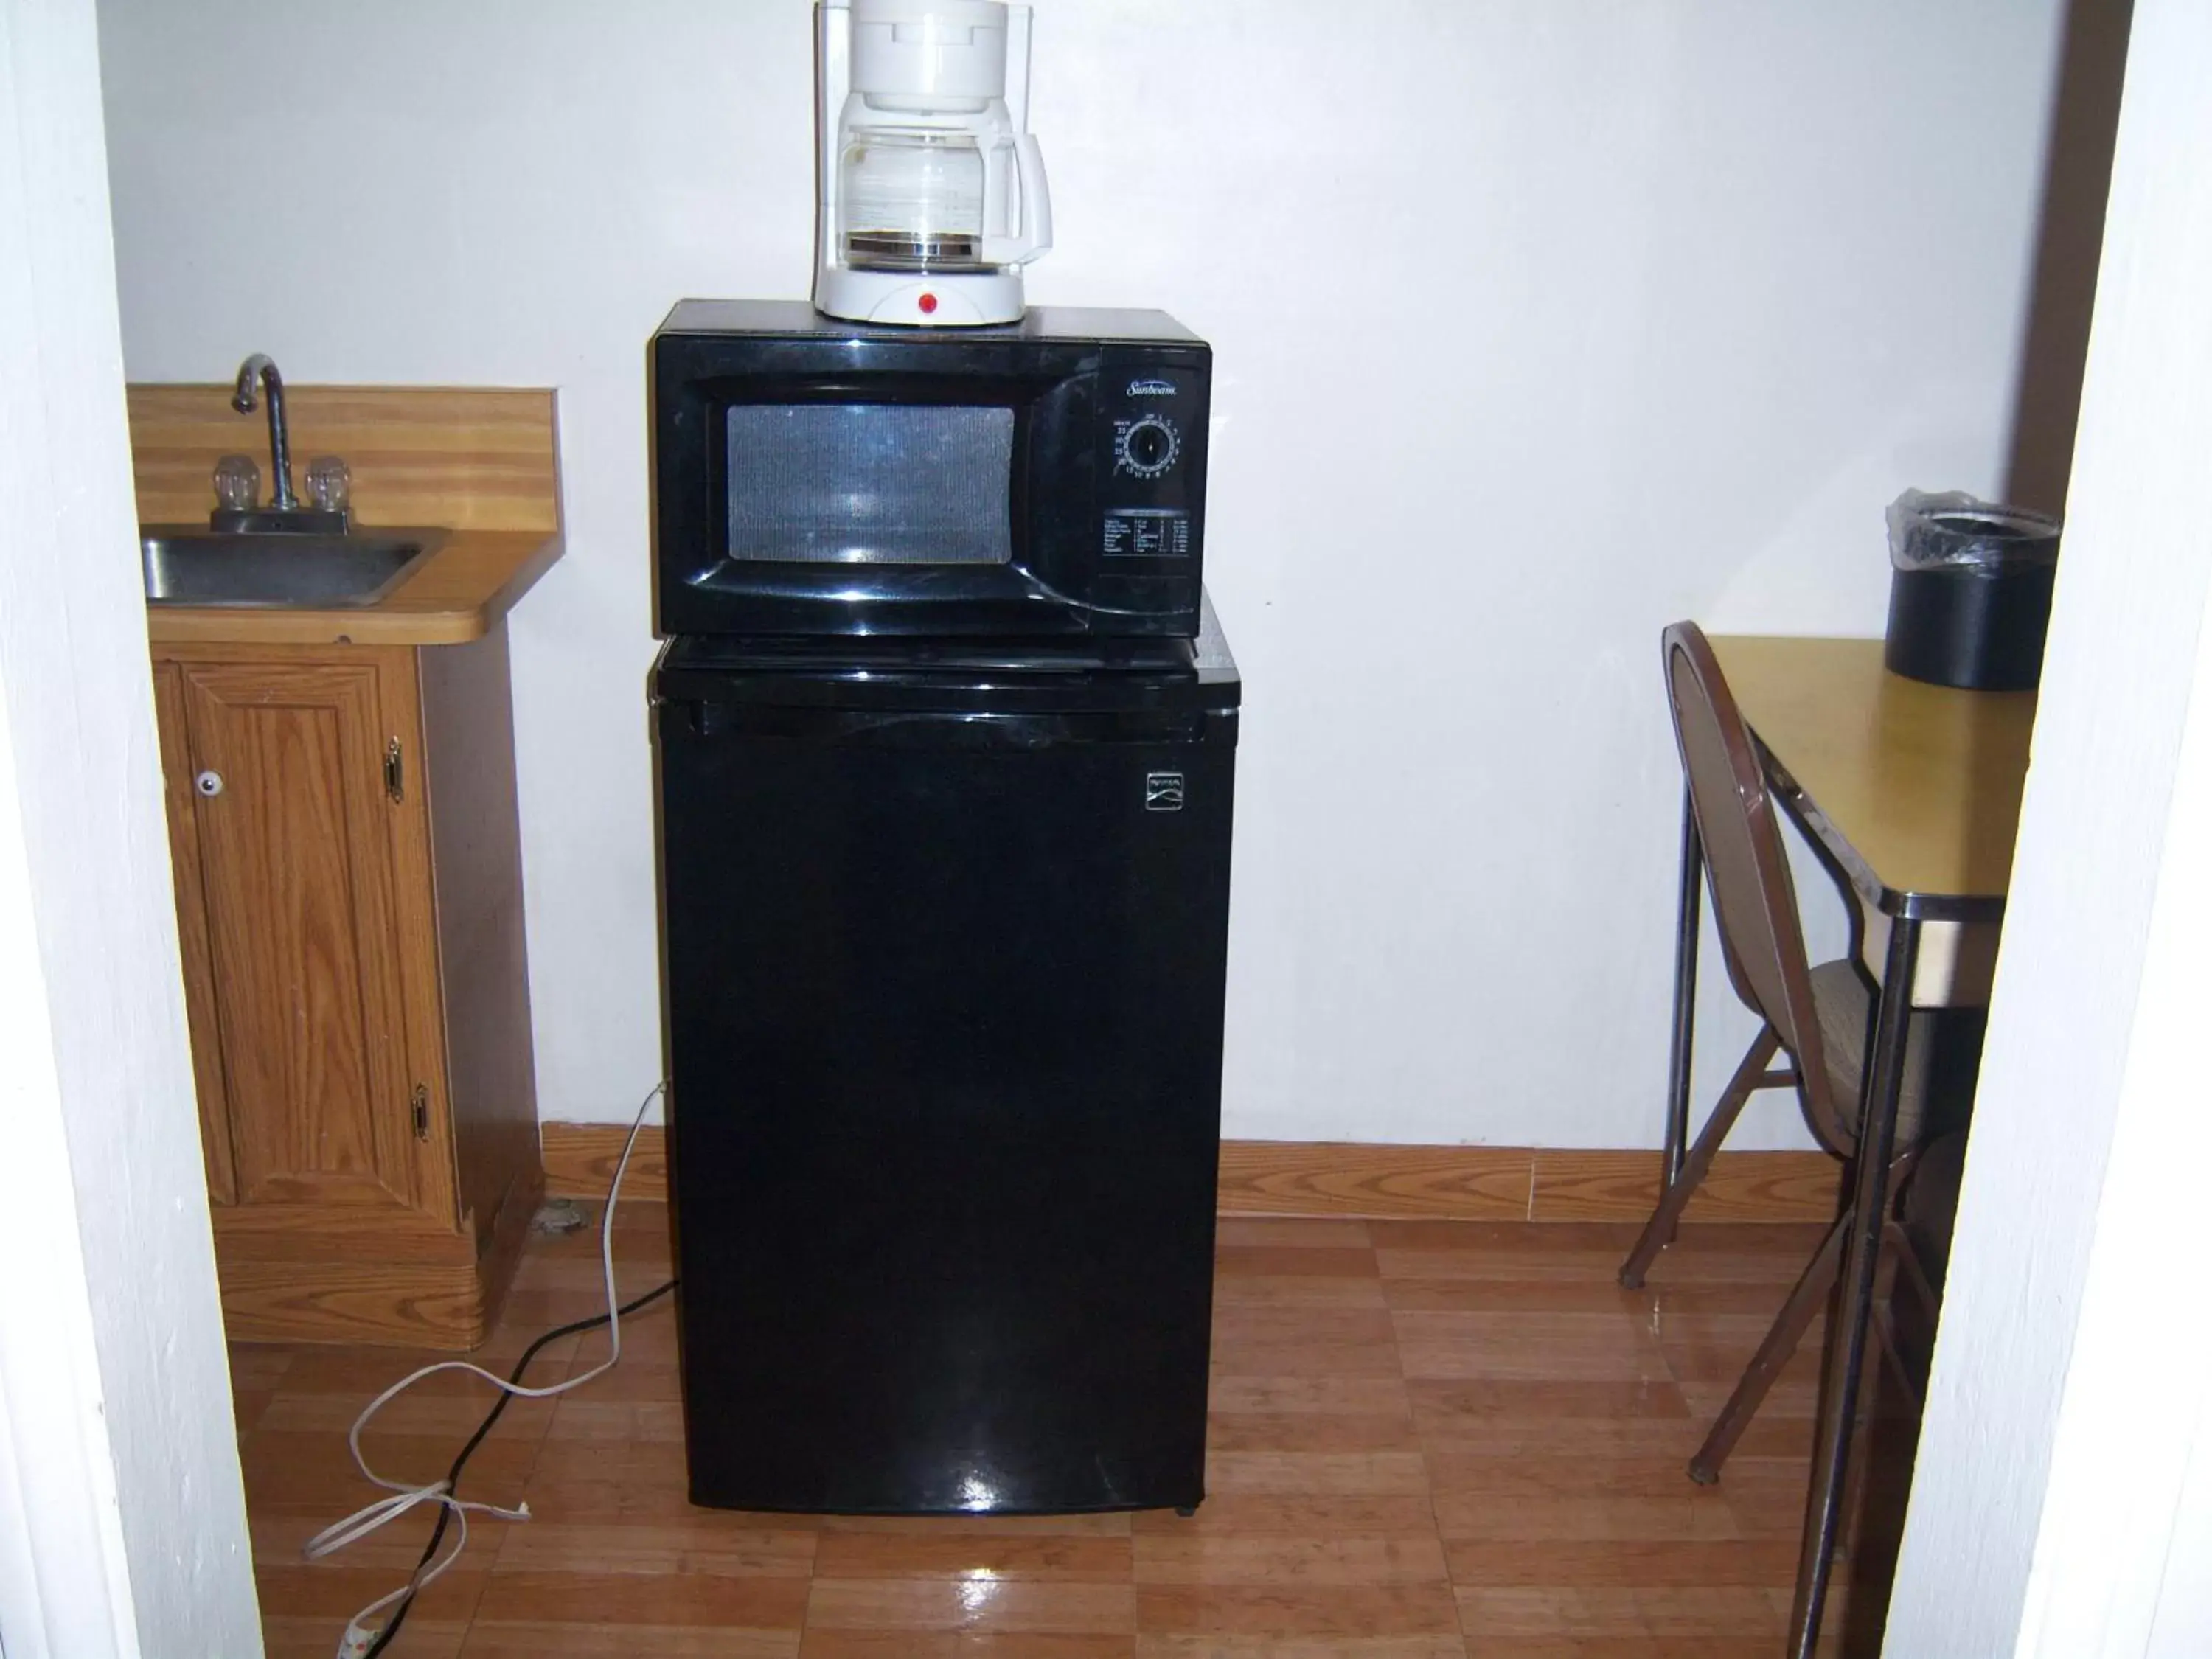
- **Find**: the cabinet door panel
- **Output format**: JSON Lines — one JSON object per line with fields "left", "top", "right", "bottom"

{"left": 152, "top": 663, "right": 238, "bottom": 1204}
{"left": 180, "top": 659, "right": 436, "bottom": 1216}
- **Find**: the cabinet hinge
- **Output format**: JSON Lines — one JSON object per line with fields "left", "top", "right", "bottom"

{"left": 384, "top": 737, "right": 404, "bottom": 802}
{"left": 410, "top": 1083, "right": 430, "bottom": 1141}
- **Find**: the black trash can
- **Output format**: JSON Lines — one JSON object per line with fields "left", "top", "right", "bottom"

{"left": 1883, "top": 492, "right": 2062, "bottom": 692}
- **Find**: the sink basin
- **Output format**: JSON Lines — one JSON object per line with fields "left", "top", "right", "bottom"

{"left": 140, "top": 527, "right": 447, "bottom": 608}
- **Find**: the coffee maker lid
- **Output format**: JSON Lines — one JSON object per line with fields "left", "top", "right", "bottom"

{"left": 853, "top": 0, "right": 1007, "bottom": 26}
{"left": 849, "top": 0, "right": 1011, "bottom": 104}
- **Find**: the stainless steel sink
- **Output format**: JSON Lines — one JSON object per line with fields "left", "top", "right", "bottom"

{"left": 140, "top": 527, "right": 446, "bottom": 608}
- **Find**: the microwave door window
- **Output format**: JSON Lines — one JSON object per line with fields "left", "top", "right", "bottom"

{"left": 726, "top": 404, "right": 1014, "bottom": 566}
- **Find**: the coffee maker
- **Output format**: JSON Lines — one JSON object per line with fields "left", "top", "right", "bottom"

{"left": 812, "top": 0, "right": 1054, "bottom": 327}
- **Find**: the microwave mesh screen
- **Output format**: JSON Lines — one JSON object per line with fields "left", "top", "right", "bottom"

{"left": 726, "top": 404, "right": 1015, "bottom": 566}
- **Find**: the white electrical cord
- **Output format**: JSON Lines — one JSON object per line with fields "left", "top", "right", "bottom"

{"left": 306, "top": 1082, "right": 664, "bottom": 1657}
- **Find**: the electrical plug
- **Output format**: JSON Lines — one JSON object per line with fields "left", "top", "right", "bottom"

{"left": 335, "top": 1618, "right": 376, "bottom": 1658}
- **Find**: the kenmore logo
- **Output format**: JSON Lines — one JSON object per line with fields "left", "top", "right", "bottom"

{"left": 1127, "top": 378, "right": 1178, "bottom": 398}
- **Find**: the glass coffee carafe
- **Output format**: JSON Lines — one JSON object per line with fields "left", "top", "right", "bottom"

{"left": 839, "top": 128, "right": 1001, "bottom": 274}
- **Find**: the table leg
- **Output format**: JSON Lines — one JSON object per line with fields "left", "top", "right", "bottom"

{"left": 1663, "top": 788, "right": 1703, "bottom": 1200}
{"left": 1787, "top": 914, "right": 1920, "bottom": 1658}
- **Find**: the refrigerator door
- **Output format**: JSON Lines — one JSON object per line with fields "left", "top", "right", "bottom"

{"left": 655, "top": 675, "right": 1237, "bottom": 1514}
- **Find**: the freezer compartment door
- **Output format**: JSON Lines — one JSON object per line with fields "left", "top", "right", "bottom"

{"left": 657, "top": 702, "right": 1235, "bottom": 1514}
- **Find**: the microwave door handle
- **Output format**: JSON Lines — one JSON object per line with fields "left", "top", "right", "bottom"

{"left": 981, "top": 133, "right": 1052, "bottom": 266}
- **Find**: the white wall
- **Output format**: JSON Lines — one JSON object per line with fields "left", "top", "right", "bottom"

{"left": 0, "top": 0, "right": 259, "bottom": 1650}
{"left": 95, "top": 0, "right": 2062, "bottom": 1145}
{"left": 1885, "top": 2, "right": 2212, "bottom": 1650}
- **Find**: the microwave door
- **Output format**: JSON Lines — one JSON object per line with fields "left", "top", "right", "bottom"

{"left": 675, "top": 392, "right": 1083, "bottom": 638}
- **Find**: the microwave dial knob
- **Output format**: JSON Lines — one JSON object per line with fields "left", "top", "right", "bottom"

{"left": 1118, "top": 415, "right": 1180, "bottom": 479}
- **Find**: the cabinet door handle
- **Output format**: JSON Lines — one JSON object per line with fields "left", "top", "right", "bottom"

{"left": 195, "top": 770, "right": 224, "bottom": 798}
{"left": 410, "top": 1084, "right": 430, "bottom": 1141}
{"left": 384, "top": 738, "right": 404, "bottom": 803}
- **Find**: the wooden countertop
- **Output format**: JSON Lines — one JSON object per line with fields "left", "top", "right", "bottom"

{"left": 129, "top": 383, "right": 564, "bottom": 648}
{"left": 144, "top": 528, "right": 563, "bottom": 647}
{"left": 1710, "top": 634, "right": 2037, "bottom": 914}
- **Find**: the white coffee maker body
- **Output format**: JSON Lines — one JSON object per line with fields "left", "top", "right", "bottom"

{"left": 813, "top": 0, "right": 1053, "bottom": 327}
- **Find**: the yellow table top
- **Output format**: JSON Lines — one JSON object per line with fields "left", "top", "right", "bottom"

{"left": 1708, "top": 635, "right": 2038, "bottom": 917}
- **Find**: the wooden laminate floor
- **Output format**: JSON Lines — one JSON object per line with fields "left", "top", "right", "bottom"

{"left": 233, "top": 1208, "right": 1891, "bottom": 1658}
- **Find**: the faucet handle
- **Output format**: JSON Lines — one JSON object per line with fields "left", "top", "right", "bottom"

{"left": 212, "top": 453, "right": 261, "bottom": 512}
{"left": 305, "top": 456, "right": 352, "bottom": 513}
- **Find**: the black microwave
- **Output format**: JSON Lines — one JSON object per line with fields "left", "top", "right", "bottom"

{"left": 650, "top": 299, "right": 1209, "bottom": 639}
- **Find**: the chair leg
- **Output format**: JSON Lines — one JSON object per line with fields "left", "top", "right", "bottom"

{"left": 1874, "top": 1299, "right": 1920, "bottom": 1413}
{"left": 1620, "top": 1029, "right": 1781, "bottom": 1290}
{"left": 1886, "top": 1224, "right": 1936, "bottom": 1313}
{"left": 1688, "top": 1208, "right": 1848, "bottom": 1485}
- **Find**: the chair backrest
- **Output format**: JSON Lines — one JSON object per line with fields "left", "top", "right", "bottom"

{"left": 1661, "top": 622, "right": 1845, "bottom": 1140}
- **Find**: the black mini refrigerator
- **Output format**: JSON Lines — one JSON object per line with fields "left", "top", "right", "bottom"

{"left": 652, "top": 616, "right": 1239, "bottom": 1514}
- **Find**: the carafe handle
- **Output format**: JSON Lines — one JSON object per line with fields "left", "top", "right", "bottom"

{"left": 981, "top": 133, "right": 1053, "bottom": 267}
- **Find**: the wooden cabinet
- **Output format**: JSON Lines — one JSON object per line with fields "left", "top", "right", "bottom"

{"left": 153, "top": 631, "right": 542, "bottom": 1349}
{"left": 130, "top": 380, "right": 560, "bottom": 1349}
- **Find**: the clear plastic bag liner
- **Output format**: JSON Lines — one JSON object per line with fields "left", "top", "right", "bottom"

{"left": 1887, "top": 488, "right": 2061, "bottom": 572}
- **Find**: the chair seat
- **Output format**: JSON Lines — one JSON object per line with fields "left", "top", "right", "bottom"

{"left": 1807, "top": 960, "right": 1983, "bottom": 1155}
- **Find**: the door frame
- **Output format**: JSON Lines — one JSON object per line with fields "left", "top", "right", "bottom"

{"left": 0, "top": 1, "right": 260, "bottom": 1652}
{"left": 1884, "top": 1, "right": 2212, "bottom": 1652}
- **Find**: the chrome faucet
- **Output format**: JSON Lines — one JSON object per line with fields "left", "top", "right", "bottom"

{"left": 215, "top": 355, "right": 347, "bottom": 532}
{"left": 232, "top": 353, "right": 297, "bottom": 509}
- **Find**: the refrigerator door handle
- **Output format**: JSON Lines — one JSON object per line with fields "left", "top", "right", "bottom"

{"left": 660, "top": 703, "right": 1229, "bottom": 750}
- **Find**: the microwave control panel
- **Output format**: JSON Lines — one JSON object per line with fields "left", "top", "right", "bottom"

{"left": 1099, "top": 359, "right": 1203, "bottom": 562}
